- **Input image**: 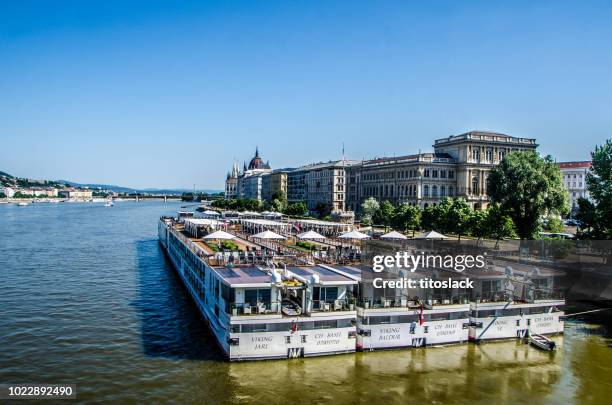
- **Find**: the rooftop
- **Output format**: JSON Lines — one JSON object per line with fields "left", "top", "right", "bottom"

{"left": 558, "top": 161, "right": 591, "bottom": 169}
{"left": 212, "top": 266, "right": 273, "bottom": 287}
{"left": 288, "top": 265, "right": 358, "bottom": 285}
{"left": 434, "top": 130, "right": 537, "bottom": 145}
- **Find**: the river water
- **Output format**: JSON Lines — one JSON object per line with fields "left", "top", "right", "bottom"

{"left": 0, "top": 201, "right": 610, "bottom": 404}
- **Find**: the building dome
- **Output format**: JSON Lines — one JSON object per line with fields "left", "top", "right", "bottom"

{"left": 248, "top": 147, "right": 270, "bottom": 170}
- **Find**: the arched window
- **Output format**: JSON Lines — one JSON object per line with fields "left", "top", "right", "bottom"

{"left": 448, "top": 186, "right": 453, "bottom": 196}
{"left": 472, "top": 177, "right": 479, "bottom": 195}
{"left": 432, "top": 185, "right": 438, "bottom": 197}
{"left": 423, "top": 185, "right": 429, "bottom": 197}
{"left": 440, "top": 186, "right": 446, "bottom": 197}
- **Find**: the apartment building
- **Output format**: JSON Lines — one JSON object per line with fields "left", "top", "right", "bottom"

{"left": 558, "top": 161, "right": 592, "bottom": 213}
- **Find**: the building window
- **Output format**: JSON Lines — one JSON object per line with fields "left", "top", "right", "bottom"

{"left": 440, "top": 186, "right": 446, "bottom": 197}
{"left": 448, "top": 171, "right": 454, "bottom": 179}
{"left": 448, "top": 186, "right": 453, "bottom": 196}
{"left": 432, "top": 185, "right": 438, "bottom": 197}
{"left": 472, "top": 177, "right": 479, "bottom": 195}
{"left": 432, "top": 170, "right": 438, "bottom": 178}
{"left": 423, "top": 185, "right": 429, "bottom": 197}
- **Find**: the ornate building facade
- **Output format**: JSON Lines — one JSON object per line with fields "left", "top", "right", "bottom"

{"left": 225, "top": 131, "right": 539, "bottom": 213}
{"left": 345, "top": 131, "right": 537, "bottom": 212}
{"left": 225, "top": 148, "right": 272, "bottom": 200}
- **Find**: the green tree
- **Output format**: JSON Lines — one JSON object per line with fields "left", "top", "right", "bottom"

{"left": 485, "top": 203, "right": 517, "bottom": 241}
{"left": 446, "top": 198, "right": 473, "bottom": 241}
{"left": 487, "top": 151, "right": 569, "bottom": 239}
{"left": 270, "top": 199, "right": 286, "bottom": 212}
{"left": 468, "top": 209, "right": 488, "bottom": 240}
{"left": 374, "top": 200, "right": 395, "bottom": 229}
{"left": 393, "top": 204, "right": 421, "bottom": 236}
{"left": 360, "top": 197, "right": 380, "bottom": 226}
{"left": 314, "top": 202, "right": 331, "bottom": 219}
{"left": 576, "top": 197, "right": 598, "bottom": 236}
{"left": 579, "top": 139, "right": 612, "bottom": 238}
{"left": 543, "top": 216, "right": 565, "bottom": 233}
{"left": 421, "top": 203, "right": 446, "bottom": 232}
{"left": 285, "top": 201, "right": 309, "bottom": 216}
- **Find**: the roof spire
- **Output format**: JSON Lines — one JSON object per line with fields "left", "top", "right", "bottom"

{"left": 255, "top": 145, "right": 260, "bottom": 158}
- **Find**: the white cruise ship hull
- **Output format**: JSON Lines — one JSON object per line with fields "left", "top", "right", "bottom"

{"left": 356, "top": 306, "right": 470, "bottom": 351}
{"left": 469, "top": 301, "right": 564, "bottom": 341}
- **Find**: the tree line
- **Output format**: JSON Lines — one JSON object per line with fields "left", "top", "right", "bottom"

{"left": 211, "top": 191, "right": 310, "bottom": 217}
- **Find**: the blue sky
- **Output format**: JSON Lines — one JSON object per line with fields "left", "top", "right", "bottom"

{"left": 1, "top": 1, "right": 611, "bottom": 189}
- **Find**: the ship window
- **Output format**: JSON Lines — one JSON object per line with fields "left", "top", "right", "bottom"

{"left": 450, "top": 311, "right": 469, "bottom": 320}
{"left": 301, "top": 335, "right": 307, "bottom": 343}
{"left": 230, "top": 324, "right": 241, "bottom": 333}
{"left": 429, "top": 312, "right": 450, "bottom": 321}
{"left": 337, "top": 318, "right": 353, "bottom": 328}
{"left": 314, "top": 320, "right": 337, "bottom": 329}
{"left": 314, "top": 287, "right": 339, "bottom": 303}
{"left": 285, "top": 336, "right": 291, "bottom": 344}
{"left": 527, "top": 319, "right": 531, "bottom": 326}
{"left": 267, "top": 322, "right": 292, "bottom": 332}
{"left": 474, "top": 309, "right": 496, "bottom": 318}
{"left": 395, "top": 315, "right": 419, "bottom": 323}
{"left": 368, "top": 316, "right": 391, "bottom": 325}
{"left": 424, "top": 326, "right": 429, "bottom": 333}
{"left": 241, "top": 324, "right": 267, "bottom": 333}
{"left": 244, "top": 289, "right": 271, "bottom": 306}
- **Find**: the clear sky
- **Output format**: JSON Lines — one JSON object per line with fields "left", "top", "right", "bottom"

{"left": 1, "top": 1, "right": 611, "bottom": 189}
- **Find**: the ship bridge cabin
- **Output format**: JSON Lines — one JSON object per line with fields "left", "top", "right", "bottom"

{"left": 206, "top": 264, "right": 359, "bottom": 360}
{"left": 211, "top": 264, "right": 358, "bottom": 318}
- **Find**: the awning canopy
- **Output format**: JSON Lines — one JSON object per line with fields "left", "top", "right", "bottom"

{"left": 202, "top": 230, "right": 236, "bottom": 240}
{"left": 297, "top": 230, "right": 327, "bottom": 240}
{"left": 338, "top": 230, "right": 371, "bottom": 240}
{"left": 252, "top": 230, "right": 286, "bottom": 240}
{"left": 380, "top": 230, "right": 408, "bottom": 240}
{"left": 413, "top": 230, "right": 448, "bottom": 240}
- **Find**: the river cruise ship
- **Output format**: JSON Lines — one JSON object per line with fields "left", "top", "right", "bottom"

{"left": 159, "top": 212, "right": 566, "bottom": 360}
{"left": 158, "top": 217, "right": 358, "bottom": 360}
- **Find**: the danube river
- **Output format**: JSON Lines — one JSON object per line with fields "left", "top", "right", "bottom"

{"left": 0, "top": 201, "right": 610, "bottom": 404}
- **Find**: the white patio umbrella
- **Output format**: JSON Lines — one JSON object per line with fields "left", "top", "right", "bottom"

{"left": 297, "top": 230, "right": 327, "bottom": 240}
{"left": 252, "top": 230, "right": 286, "bottom": 240}
{"left": 380, "top": 230, "right": 407, "bottom": 249}
{"left": 202, "top": 230, "right": 235, "bottom": 240}
{"left": 338, "top": 230, "right": 371, "bottom": 240}
{"left": 202, "top": 230, "right": 236, "bottom": 250}
{"left": 413, "top": 230, "right": 448, "bottom": 240}
{"left": 297, "top": 230, "right": 326, "bottom": 253}
{"left": 380, "top": 231, "right": 408, "bottom": 240}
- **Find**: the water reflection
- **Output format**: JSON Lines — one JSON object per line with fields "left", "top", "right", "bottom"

{"left": 225, "top": 338, "right": 569, "bottom": 404}
{"left": 133, "top": 238, "right": 223, "bottom": 361}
